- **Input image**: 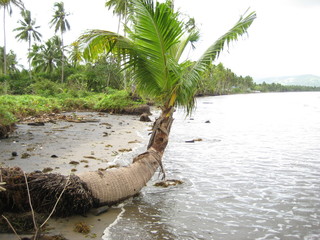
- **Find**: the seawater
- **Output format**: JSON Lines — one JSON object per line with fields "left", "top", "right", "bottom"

{"left": 103, "top": 92, "right": 320, "bottom": 240}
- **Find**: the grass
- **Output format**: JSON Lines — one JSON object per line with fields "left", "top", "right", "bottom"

{"left": 0, "top": 90, "right": 145, "bottom": 128}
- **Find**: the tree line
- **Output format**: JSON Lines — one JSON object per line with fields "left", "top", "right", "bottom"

{"left": 1, "top": 0, "right": 319, "bottom": 98}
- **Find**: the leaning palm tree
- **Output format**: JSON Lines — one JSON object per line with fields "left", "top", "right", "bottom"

{"left": 49, "top": 1, "right": 70, "bottom": 82}
{"left": 75, "top": 0, "right": 256, "bottom": 206}
{"left": 0, "top": 0, "right": 24, "bottom": 75}
{"left": 0, "top": 0, "right": 256, "bottom": 217}
{"left": 14, "top": 9, "right": 42, "bottom": 78}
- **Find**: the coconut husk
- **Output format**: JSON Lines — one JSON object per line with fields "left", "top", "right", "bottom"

{"left": 0, "top": 167, "right": 98, "bottom": 217}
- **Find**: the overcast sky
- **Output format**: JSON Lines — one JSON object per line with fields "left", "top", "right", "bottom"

{"left": 2, "top": 0, "right": 320, "bottom": 80}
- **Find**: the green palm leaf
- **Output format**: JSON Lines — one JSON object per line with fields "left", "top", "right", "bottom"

{"left": 196, "top": 10, "right": 256, "bottom": 72}
{"left": 77, "top": 30, "right": 133, "bottom": 61}
{"left": 179, "top": 10, "right": 257, "bottom": 114}
{"left": 77, "top": 0, "right": 256, "bottom": 115}
{"left": 129, "top": 0, "right": 183, "bottom": 102}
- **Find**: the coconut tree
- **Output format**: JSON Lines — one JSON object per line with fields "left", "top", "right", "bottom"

{"left": 29, "top": 36, "right": 62, "bottom": 73}
{"left": 0, "top": 0, "right": 24, "bottom": 75}
{"left": 0, "top": 0, "right": 256, "bottom": 217}
{"left": 14, "top": 9, "right": 42, "bottom": 78}
{"left": 69, "top": 41, "right": 83, "bottom": 67}
{"left": 105, "top": 0, "right": 133, "bottom": 90}
{"left": 74, "top": 0, "right": 256, "bottom": 205}
{"left": 0, "top": 47, "right": 19, "bottom": 74}
{"left": 49, "top": 1, "right": 70, "bottom": 82}
{"left": 105, "top": 0, "right": 131, "bottom": 35}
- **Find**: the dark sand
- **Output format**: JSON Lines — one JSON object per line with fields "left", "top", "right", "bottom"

{"left": 0, "top": 111, "right": 151, "bottom": 239}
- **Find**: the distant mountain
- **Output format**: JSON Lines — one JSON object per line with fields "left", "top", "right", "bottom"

{"left": 255, "top": 74, "right": 320, "bottom": 87}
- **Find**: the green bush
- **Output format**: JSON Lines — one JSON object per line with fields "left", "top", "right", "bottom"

{"left": 67, "top": 73, "right": 88, "bottom": 91}
{"left": 27, "top": 79, "right": 65, "bottom": 97}
{"left": 0, "top": 105, "right": 16, "bottom": 126}
{"left": 0, "top": 82, "right": 10, "bottom": 95}
{"left": 95, "top": 90, "right": 144, "bottom": 111}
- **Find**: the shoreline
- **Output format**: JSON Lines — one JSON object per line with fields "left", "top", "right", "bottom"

{"left": 0, "top": 111, "right": 151, "bottom": 239}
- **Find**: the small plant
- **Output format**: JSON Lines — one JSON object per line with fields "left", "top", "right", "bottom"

{"left": 74, "top": 222, "right": 90, "bottom": 234}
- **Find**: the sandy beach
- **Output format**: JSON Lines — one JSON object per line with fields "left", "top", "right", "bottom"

{"left": 0, "top": 111, "right": 152, "bottom": 239}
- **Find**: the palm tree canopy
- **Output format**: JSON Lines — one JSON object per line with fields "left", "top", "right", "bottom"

{"left": 77, "top": 0, "right": 256, "bottom": 114}
{"left": 29, "top": 36, "right": 63, "bottom": 73}
{"left": 69, "top": 41, "right": 84, "bottom": 67}
{"left": 49, "top": 1, "right": 70, "bottom": 34}
{"left": 14, "top": 9, "right": 42, "bottom": 43}
{"left": 105, "top": 0, "right": 131, "bottom": 18}
{"left": 0, "top": 47, "right": 19, "bottom": 73}
{"left": 0, "top": 0, "right": 24, "bottom": 15}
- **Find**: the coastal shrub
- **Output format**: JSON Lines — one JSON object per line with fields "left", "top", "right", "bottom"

{"left": 0, "top": 91, "right": 144, "bottom": 129}
{"left": 59, "top": 98, "right": 95, "bottom": 110}
{"left": 67, "top": 73, "right": 88, "bottom": 91}
{"left": 27, "top": 79, "right": 65, "bottom": 97}
{"left": 0, "top": 95, "right": 62, "bottom": 119}
{"left": 0, "top": 105, "right": 16, "bottom": 126}
{"left": 0, "top": 81, "right": 10, "bottom": 95}
{"left": 95, "top": 90, "right": 144, "bottom": 111}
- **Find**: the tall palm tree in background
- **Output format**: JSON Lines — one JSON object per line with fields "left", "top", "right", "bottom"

{"left": 0, "top": 46, "right": 19, "bottom": 74}
{"left": 75, "top": 0, "right": 256, "bottom": 206}
{"left": 105, "top": 0, "right": 132, "bottom": 90}
{"left": 69, "top": 41, "right": 83, "bottom": 68}
{"left": 29, "top": 36, "right": 62, "bottom": 73}
{"left": 14, "top": 9, "right": 42, "bottom": 78}
{"left": 0, "top": 0, "right": 24, "bottom": 75}
{"left": 49, "top": 1, "right": 70, "bottom": 83}
{"left": 105, "top": 0, "right": 131, "bottom": 35}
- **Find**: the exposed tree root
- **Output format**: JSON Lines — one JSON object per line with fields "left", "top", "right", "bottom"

{"left": 0, "top": 167, "right": 97, "bottom": 217}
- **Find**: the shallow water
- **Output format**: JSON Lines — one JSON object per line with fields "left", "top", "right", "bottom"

{"left": 104, "top": 92, "right": 320, "bottom": 240}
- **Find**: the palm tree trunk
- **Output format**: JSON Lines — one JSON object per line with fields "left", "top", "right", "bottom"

{"left": 61, "top": 33, "right": 64, "bottom": 83}
{"left": 0, "top": 110, "right": 174, "bottom": 215}
{"left": 28, "top": 37, "right": 32, "bottom": 79}
{"left": 78, "top": 110, "right": 173, "bottom": 205}
{"left": 3, "top": 7, "right": 7, "bottom": 76}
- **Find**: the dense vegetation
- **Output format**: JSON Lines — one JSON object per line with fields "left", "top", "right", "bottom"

{"left": 0, "top": 0, "right": 319, "bottom": 134}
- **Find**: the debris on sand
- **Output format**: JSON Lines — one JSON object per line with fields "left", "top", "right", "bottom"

{"left": 42, "top": 167, "right": 53, "bottom": 173}
{"left": 118, "top": 148, "right": 132, "bottom": 153}
{"left": 74, "top": 222, "right": 90, "bottom": 234}
{"left": 185, "top": 138, "right": 203, "bottom": 143}
{"left": 154, "top": 179, "right": 183, "bottom": 188}
{"left": 69, "top": 161, "right": 80, "bottom": 165}
{"left": 21, "top": 153, "right": 31, "bottom": 159}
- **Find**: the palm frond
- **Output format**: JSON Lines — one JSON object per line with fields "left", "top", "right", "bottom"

{"left": 196, "top": 11, "right": 256, "bottom": 72}
{"left": 169, "top": 29, "right": 200, "bottom": 61}
{"left": 130, "top": 0, "right": 184, "bottom": 100}
{"left": 76, "top": 29, "right": 134, "bottom": 62}
{"left": 176, "top": 11, "right": 256, "bottom": 115}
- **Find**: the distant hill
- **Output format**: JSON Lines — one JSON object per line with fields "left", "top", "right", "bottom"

{"left": 255, "top": 74, "right": 320, "bottom": 87}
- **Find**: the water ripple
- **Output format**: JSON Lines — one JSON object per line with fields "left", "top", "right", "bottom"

{"left": 105, "top": 92, "right": 320, "bottom": 240}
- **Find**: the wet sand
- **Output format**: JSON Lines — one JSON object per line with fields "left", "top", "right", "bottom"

{"left": 0, "top": 111, "right": 151, "bottom": 239}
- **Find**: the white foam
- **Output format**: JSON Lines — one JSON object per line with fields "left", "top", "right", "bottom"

{"left": 103, "top": 205, "right": 126, "bottom": 240}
